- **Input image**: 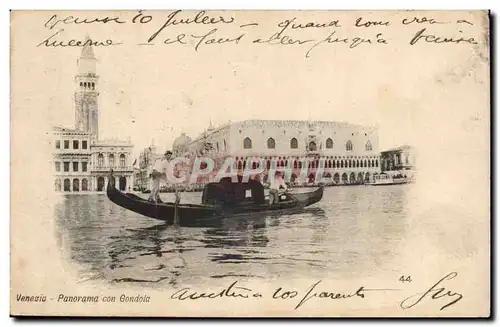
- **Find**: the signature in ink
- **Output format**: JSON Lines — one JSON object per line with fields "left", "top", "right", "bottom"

{"left": 400, "top": 272, "right": 463, "bottom": 311}
{"left": 170, "top": 281, "right": 259, "bottom": 300}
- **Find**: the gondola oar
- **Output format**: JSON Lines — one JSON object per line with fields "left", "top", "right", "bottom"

{"left": 173, "top": 188, "right": 180, "bottom": 226}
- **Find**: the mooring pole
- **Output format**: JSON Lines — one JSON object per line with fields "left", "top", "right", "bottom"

{"left": 173, "top": 187, "right": 180, "bottom": 227}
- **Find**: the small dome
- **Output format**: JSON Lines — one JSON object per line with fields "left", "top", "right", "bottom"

{"left": 172, "top": 133, "right": 192, "bottom": 152}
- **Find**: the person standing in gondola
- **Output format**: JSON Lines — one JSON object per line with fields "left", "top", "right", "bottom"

{"left": 269, "top": 171, "right": 287, "bottom": 204}
{"left": 148, "top": 150, "right": 173, "bottom": 203}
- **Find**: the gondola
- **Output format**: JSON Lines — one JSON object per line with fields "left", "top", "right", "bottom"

{"left": 106, "top": 171, "right": 324, "bottom": 225}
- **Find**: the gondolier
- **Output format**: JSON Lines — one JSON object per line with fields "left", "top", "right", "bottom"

{"left": 269, "top": 171, "right": 287, "bottom": 204}
{"left": 148, "top": 150, "right": 174, "bottom": 203}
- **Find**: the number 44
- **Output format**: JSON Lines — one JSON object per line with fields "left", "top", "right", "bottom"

{"left": 399, "top": 275, "right": 412, "bottom": 283}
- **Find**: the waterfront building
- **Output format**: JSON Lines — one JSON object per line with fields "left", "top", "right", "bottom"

{"left": 52, "top": 126, "right": 93, "bottom": 192}
{"left": 380, "top": 145, "right": 416, "bottom": 174}
{"left": 135, "top": 141, "right": 160, "bottom": 191}
{"left": 52, "top": 39, "right": 134, "bottom": 193}
{"left": 176, "top": 119, "right": 381, "bottom": 185}
{"left": 133, "top": 166, "right": 142, "bottom": 190}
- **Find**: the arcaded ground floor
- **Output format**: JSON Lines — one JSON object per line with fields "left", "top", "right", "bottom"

{"left": 54, "top": 174, "right": 134, "bottom": 193}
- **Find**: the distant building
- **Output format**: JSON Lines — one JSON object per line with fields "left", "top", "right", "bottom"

{"left": 135, "top": 141, "right": 159, "bottom": 191}
{"left": 380, "top": 145, "right": 416, "bottom": 173}
{"left": 52, "top": 126, "right": 93, "bottom": 192}
{"left": 172, "top": 132, "right": 192, "bottom": 156}
{"left": 180, "top": 119, "right": 381, "bottom": 185}
{"left": 52, "top": 38, "right": 134, "bottom": 193}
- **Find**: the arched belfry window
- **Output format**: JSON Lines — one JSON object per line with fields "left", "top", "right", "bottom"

{"left": 243, "top": 137, "right": 252, "bottom": 149}
{"left": 365, "top": 140, "right": 372, "bottom": 151}
{"left": 346, "top": 140, "right": 353, "bottom": 152}
{"left": 267, "top": 138, "right": 276, "bottom": 149}
{"left": 326, "top": 138, "right": 333, "bottom": 149}
{"left": 290, "top": 138, "right": 298, "bottom": 149}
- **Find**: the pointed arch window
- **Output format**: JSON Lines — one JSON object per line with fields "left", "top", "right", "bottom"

{"left": 365, "top": 140, "right": 372, "bottom": 151}
{"left": 346, "top": 140, "right": 353, "bottom": 152}
{"left": 326, "top": 138, "right": 333, "bottom": 149}
{"left": 290, "top": 138, "right": 298, "bottom": 149}
{"left": 243, "top": 137, "right": 252, "bottom": 149}
{"left": 267, "top": 138, "right": 276, "bottom": 149}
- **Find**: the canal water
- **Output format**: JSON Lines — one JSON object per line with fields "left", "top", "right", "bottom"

{"left": 54, "top": 186, "right": 410, "bottom": 288}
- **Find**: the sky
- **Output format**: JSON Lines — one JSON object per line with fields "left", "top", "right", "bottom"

{"left": 11, "top": 10, "right": 485, "bottom": 159}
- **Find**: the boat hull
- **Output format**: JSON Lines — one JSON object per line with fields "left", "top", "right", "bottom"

{"left": 365, "top": 180, "right": 410, "bottom": 186}
{"left": 106, "top": 181, "right": 323, "bottom": 225}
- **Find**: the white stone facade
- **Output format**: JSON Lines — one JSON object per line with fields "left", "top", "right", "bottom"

{"left": 52, "top": 39, "right": 134, "bottom": 193}
{"left": 184, "top": 119, "right": 381, "bottom": 185}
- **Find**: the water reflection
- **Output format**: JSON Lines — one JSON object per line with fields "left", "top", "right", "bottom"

{"left": 107, "top": 224, "right": 188, "bottom": 285}
{"left": 54, "top": 186, "right": 409, "bottom": 286}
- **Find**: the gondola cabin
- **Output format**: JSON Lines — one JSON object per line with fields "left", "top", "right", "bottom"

{"left": 202, "top": 176, "right": 291, "bottom": 207}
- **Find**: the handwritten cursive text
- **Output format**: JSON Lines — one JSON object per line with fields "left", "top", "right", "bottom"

{"left": 409, "top": 28, "right": 478, "bottom": 45}
{"left": 37, "top": 29, "right": 122, "bottom": 48}
{"left": 148, "top": 10, "right": 235, "bottom": 43}
{"left": 400, "top": 272, "right": 463, "bottom": 310}
{"left": 44, "top": 14, "right": 126, "bottom": 30}
{"left": 171, "top": 281, "right": 262, "bottom": 300}
{"left": 293, "top": 280, "right": 366, "bottom": 310}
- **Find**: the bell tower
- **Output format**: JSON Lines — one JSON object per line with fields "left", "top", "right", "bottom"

{"left": 74, "top": 36, "right": 99, "bottom": 139}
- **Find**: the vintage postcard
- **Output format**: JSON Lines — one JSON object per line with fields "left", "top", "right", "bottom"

{"left": 10, "top": 10, "right": 490, "bottom": 317}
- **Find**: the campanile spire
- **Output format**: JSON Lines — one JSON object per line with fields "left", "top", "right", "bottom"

{"left": 74, "top": 35, "right": 99, "bottom": 139}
